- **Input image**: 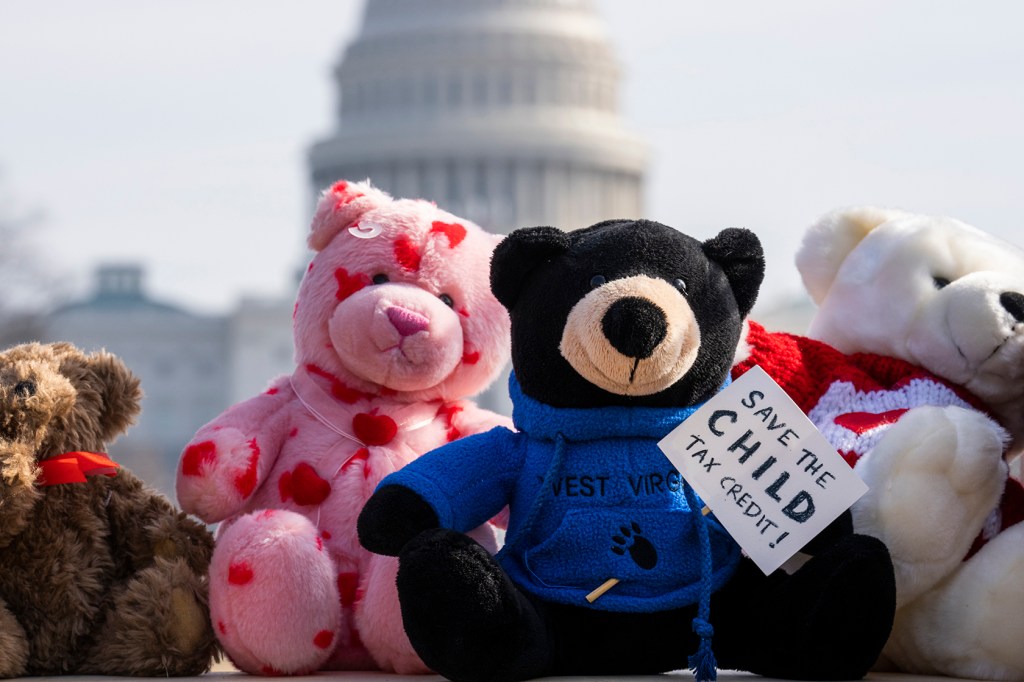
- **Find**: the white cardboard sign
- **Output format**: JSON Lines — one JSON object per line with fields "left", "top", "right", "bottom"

{"left": 658, "top": 365, "right": 868, "bottom": 574}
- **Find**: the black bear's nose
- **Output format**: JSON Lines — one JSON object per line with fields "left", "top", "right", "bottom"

{"left": 1001, "top": 291, "right": 1024, "bottom": 322}
{"left": 601, "top": 297, "right": 667, "bottom": 359}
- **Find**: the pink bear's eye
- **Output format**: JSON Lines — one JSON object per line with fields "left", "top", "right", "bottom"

{"left": 439, "top": 294, "right": 454, "bottom": 308}
{"left": 372, "top": 273, "right": 390, "bottom": 285}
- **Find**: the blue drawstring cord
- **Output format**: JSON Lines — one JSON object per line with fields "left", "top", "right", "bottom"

{"left": 683, "top": 481, "right": 717, "bottom": 682}
{"left": 504, "top": 432, "right": 567, "bottom": 554}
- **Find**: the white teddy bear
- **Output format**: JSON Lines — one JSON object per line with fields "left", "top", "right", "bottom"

{"left": 796, "top": 207, "right": 1024, "bottom": 680}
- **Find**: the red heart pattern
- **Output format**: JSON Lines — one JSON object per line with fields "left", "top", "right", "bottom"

{"left": 181, "top": 440, "right": 217, "bottom": 476}
{"left": 352, "top": 412, "right": 398, "bottom": 446}
{"left": 330, "top": 180, "right": 363, "bottom": 210}
{"left": 228, "top": 561, "right": 254, "bottom": 586}
{"left": 334, "top": 267, "right": 370, "bottom": 302}
{"left": 393, "top": 236, "right": 422, "bottom": 272}
{"left": 232, "top": 438, "right": 261, "bottom": 499}
{"left": 430, "top": 221, "right": 467, "bottom": 248}
{"left": 280, "top": 462, "right": 332, "bottom": 506}
{"left": 834, "top": 409, "right": 909, "bottom": 434}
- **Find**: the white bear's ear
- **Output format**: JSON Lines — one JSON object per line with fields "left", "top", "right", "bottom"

{"left": 308, "top": 179, "right": 392, "bottom": 252}
{"left": 796, "top": 206, "right": 910, "bottom": 304}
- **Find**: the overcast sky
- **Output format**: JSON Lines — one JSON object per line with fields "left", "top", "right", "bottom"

{"left": 2, "top": 1, "right": 1023, "bottom": 316}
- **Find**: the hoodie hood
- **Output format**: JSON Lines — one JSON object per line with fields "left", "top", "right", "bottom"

{"left": 509, "top": 373, "right": 727, "bottom": 442}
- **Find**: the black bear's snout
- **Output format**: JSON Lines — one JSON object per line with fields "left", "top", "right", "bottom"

{"left": 601, "top": 297, "right": 667, "bottom": 359}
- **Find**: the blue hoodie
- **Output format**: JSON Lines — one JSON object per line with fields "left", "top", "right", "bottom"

{"left": 380, "top": 374, "right": 741, "bottom": 613}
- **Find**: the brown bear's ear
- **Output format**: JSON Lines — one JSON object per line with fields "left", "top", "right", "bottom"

{"left": 702, "top": 228, "right": 765, "bottom": 319}
{"left": 490, "top": 226, "right": 571, "bottom": 311}
{"left": 60, "top": 349, "right": 143, "bottom": 442}
{"left": 308, "top": 179, "right": 393, "bottom": 252}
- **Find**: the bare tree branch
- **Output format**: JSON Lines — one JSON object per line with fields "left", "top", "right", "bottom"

{"left": 0, "top": 171, "right": 59, "bottom": 346}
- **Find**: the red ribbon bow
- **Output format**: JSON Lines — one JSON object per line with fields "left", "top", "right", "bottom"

{"left": 37, "top": 451, "right": 120, "bottom": 486}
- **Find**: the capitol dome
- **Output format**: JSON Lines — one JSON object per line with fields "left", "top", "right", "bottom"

{"left": 308, "top": 0, "right": 647, "bottom": 232}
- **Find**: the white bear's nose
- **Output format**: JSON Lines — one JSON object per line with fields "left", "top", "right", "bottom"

{"left": 1001, "top": 292, "right": 1024, "bottom": 322}
{"left": 387, "top": 305, "right": 430, "bottom": 337}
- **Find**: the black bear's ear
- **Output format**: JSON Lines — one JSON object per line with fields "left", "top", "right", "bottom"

{"left": 702, "top": 228, "right": 765, "bottom": 318}
{"left": 491, "top": 226, "right": 571, "bottom": 310}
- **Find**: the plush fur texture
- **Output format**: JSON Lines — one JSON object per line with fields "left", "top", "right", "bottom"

{"left": 799, "top": 207, "right": 1024, "bottom": 450}
{"left": 176, "top": 180, "right": 512, "bottom": 675}
{"left": 791, "top": 206, "right": 1024, "bottom": 679}
{"left": 492, "top": 220, "right": 762, "bottom": 409}
{"left": 360, "top": 219, "right": 896, "bottom": 682}
{"left": 0, "top": 342, "right": 216, "bottom": 676}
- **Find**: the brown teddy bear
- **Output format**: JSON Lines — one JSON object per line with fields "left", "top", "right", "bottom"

{"left": 0, "top": 341, "right": 217, "bottom": 676}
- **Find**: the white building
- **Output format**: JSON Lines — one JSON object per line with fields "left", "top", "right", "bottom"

{"left": 309, "top": 0, "right": 647, "bottom": 233}
{"left": 227, "top": 296, "right": 296, "bottom": 403}
{"left": 42, "top": 0, "right": 648, "bottom": 494}
{"left": 44, "top": 265, "right": 231, "bottom": 494}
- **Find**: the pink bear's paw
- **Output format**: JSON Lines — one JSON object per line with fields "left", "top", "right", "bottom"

{"left": 176, "top": 427, "right": 264, "bottom": 522}
{"left": 351, "top": 524, "right": 498, "bottom": 673}
{"left": 353, "top": 554, "right": 429, "bottom": 674}
{"left": 209, "top": 509, "right": 341, "bottom": 675}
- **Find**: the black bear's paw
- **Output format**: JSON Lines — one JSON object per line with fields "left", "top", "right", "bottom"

{"left": 749, "top": 533, "right": 896, "bottom": 680}
{"left": 397, "top": 528, "right": 552, "bottom": 682}
{"left": 358, "top": 484, "right": 439, "bottom": 556}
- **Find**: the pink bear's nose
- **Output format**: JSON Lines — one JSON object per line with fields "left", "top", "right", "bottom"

{"left": 387, "top": 306, "right": 430, "bottom": 337}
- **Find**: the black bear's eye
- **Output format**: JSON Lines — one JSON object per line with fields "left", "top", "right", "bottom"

{"left": 372, "top": 273, "right": 390, "bottom": 285}
{"left": 439, "top": 293, "right": 455, "bottom": 308}
{"left": 673, "top": 278, "right": 688, "bottom": 294}
{"left": 13, "top": 380, "right": 36, "bottom": 398}
{"left": 933, "top": 276, "right": 951, "bottom": 290}
{"left": 590, "top": 275, "right": 607, "bottom": 288}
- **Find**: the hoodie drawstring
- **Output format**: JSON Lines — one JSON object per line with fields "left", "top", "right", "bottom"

{"left": 683, "top": 480, "right": 717, "bottom": 682}
{"left": 504, "top": 432, "right": 567, "bottom": 554}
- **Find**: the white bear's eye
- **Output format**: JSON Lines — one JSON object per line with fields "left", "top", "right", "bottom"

{"left": 933, "top": 276, "right": 951, "bottom": 290}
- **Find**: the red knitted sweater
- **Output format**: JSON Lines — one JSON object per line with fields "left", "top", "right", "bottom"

{"left": 733, "top": 321, "right": 1023, "bottom": 560}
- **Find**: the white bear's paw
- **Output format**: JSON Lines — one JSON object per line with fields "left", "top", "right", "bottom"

{"left": 853, "top": 405, "right": 1007, "bottom": 603}
{"left": 885, "top": 522, "right": 1024, "bottom": 680}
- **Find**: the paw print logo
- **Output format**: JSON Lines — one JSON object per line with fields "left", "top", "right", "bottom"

{"left": 611, "top": 521, "right": 657, "bottom": 570}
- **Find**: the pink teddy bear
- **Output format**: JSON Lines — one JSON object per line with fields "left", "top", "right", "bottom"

{"left": 175, "top": 180, "right": 512, "bottom": 675}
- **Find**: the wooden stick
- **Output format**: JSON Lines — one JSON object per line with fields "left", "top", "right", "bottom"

{"left": 585, "top": 578, "right": 620, "bottom": 603}
{"left": 587, "top": 507, "right": 711, "bottom": 603}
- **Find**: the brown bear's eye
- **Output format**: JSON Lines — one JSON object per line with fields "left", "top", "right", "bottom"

{"left": 590, "top": 275, "right": 607, "bottom": 288}
{"left": 673, "top": 278, "right": 688, "bottom": 294}
{"left": 372, "top": 273, "right": 390, "bottom": 285}
{"left": 13, "top": 380, "right": 36, "bottom": 398}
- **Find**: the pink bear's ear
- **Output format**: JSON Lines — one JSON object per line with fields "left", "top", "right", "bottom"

{"left": 308, "top": 179, "right": 392, "bottom": 252}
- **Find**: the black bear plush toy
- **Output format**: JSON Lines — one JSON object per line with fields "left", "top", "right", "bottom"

{"left": 359, "top": 220, "right": 895, "bottom": 682}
